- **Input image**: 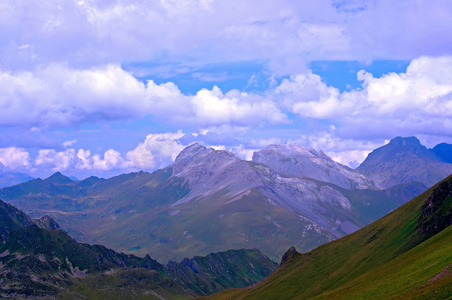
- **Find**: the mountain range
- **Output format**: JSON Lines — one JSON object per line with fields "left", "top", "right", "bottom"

{"left": 0, "top": 171, "right": 33, "bottom": 188}
{"left": 0, "top": 198, "right": 277, "bottom": 298}
{"left": 0, "top": 136, "right": 450, "bottom": 264}
{"left": 205, "top": 174, "right": 452, "bottom": 299}
{"left": 358, "top": 136, "right": 452, "bottom": 189}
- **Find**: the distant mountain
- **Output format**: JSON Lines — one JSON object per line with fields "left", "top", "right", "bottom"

{"left": 0, "top": 143, "right": 422, "bottom": 263}
{"left": 357, "top": 136, "right": 452, "bottom": 189}
{"left": 252, "top": 144, "right": 376, "bottom": 189}
{"left": 0, "top": 171, "right": 33, "bottom": 188}
{"left": 431, "top": 142, "right": 452, "bottom": 164}
{"left": 0, "top": 198, "right": 277, "bottom": 298}
{"left": 206, "top": 175, "right": 452, "bottom": 299}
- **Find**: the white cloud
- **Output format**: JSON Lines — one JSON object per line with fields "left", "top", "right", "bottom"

{"left": 0, "top": 64, "right": 287, "bottom": 129}
{"left": 3, "top": 0, "right": 450, "bottom": 74}
{"left": 92, "top": 149, "right": 124, "bottom": 171}
{"left": 277, "top": 56, "right": 452, "bottom": 140}
{"left": 192, "top": 86, "right": 287, "bottom": 126}
{"left": 231, "top": 145, "right": 258, "bottom": 161}
{"left": 126, "top": 131, "right": 185, "bottom": 169}
{"left": 276, "top": 73, "right": 343, "bottom": 118}
{"left": 63, "top": 139, "right": 77, "bottom": 147}
{"left": 0, "top": 131, "right": 185, "bottom": 176}
{"left": 0, "top": 147, "right": 32, "bottom": 170}
{"left": 74, "top": 148, "right": 126, "bottom": 171}
{"left": 249, "top": 138, "right": 283, "bottom": 148}
{"left": 35, "top": 149, "right": 75, "bottom": 171}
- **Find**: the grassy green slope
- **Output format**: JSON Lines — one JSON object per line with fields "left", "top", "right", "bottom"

{"left": 203, "top": 175, "right": 452, "bottom": 300}
{"left": 131, "top": 188, "right": 331, "bottom": 262}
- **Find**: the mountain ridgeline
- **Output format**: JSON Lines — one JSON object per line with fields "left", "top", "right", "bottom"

{"left": 205, "top": 175, "right": 452, "bottom": 299}
{"left": 0, "top": 198, "right": 277, "bottom": 298}
{"left": 0, "top": 137, "right": 449, "bottom": 263}
{"left": 357, "top": 136, "right": 452, "bottom": 188}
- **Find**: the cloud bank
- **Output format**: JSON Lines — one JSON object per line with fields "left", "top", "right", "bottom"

{"left": 2, "top": 0, "right": 451, "bottom": 72}
{"left": 0, "top": 64, "right": 285, "bottom": 129}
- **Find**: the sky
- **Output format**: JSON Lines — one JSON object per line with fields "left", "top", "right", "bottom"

{"left": 1, "top": 0, "right": 452, "bottom": 179}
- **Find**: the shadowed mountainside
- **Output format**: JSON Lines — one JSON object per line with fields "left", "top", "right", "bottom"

{"left": 0, "top": 198, "right": 277, "bottom": 299}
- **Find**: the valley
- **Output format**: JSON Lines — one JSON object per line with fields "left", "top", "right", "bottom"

{"left": 0, "top": 137, "right": 441, "bottom": 262}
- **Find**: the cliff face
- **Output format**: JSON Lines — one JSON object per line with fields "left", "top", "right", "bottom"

{"left": 418, "top": 179, "right": 452, "bottom": 237}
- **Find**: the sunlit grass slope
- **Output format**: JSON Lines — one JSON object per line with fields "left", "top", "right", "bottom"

{"left": 203, "top": 175, "right": 452, "bottom": 300}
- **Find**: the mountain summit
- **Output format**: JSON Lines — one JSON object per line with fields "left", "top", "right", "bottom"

{"left": 357, "top": 136, "right": 452, "bottom": 188}
{"left": 253, "top": 144, "right": 376, "bottom": 189}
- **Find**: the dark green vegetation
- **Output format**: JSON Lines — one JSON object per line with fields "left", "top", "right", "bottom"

{"left": 203, "top": 175, "right": 452, "bottom": 299}
{"left": 0, "top": 199, "right": 277, "bottom": 299}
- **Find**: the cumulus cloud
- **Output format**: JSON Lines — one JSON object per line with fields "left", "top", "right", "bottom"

{"left": 126, "top": 131, "right": 185, "bottom": 169}
{"left": 230, "top": 145, "right": 258, "bottom": 161}
{"left": 0, "top": 64, "right": 286, "bottom": 129}
{"left": 191, "top": 87, "right": 287, "bottom": 126}
{"left": 35, "top": 149, "right": 75, "bottom": 171}
{"left": 276, "top": 56, "right": 452, "bottom": 140}
{"left": 0, "top": 130, "right": 187, "bottom": 177}
{"left": 0, "top": 147, "right": 32, "bottom": 170}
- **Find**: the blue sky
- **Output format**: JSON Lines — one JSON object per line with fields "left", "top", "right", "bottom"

{"left": 1, "top": 0, "right": 452, "bottom": 179}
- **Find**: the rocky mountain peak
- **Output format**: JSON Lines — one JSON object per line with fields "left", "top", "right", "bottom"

{"left": 280, "top": 246, "right": 299, "bottom": 266}
{"left": 35, "top": 215, "right": 60, "bottom": 230}
{"left": 390, "top": 136, "right": 422, "bottom": 147}
{"left": 45, "top": 172, "right": 73, "bottom": 184}
{"left": 253, "top": 144, "right": 321, "bottom": 160}
{"left": 431, "top": 143, "right": 452, "bottom": 164}
{"left": 369, "top": 136, "right": 433, "bottom": 159}
{"left": 357, "top": 137, "right": 452, "bottom": 188}
{"left": 253, "top": 144, "right": 375, "bottom": 189}
{"left": 172, "top": 144, "right": 241, "bottom": 176}
{"left": 174, "top": 143, "right": 207, "bottom": 162}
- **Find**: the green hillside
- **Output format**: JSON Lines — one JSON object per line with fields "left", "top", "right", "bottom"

{"left": 203, "top": 175, "right": 452, "bottom": 299}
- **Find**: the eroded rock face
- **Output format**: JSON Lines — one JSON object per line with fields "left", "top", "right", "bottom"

{"left": 253, "top": 144, "right": 377, "bottom": 189}
{"left": 280, "top": 246, "right": 298, "bottom": 266}
{"left": 170, "top": 144, "right": 359, "bottom": 240}
{"left": 418, "top": 178, "right": 452, "bottom": 237}
{"left": 35, "top": 215, "right": 60, "bottom": 230}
